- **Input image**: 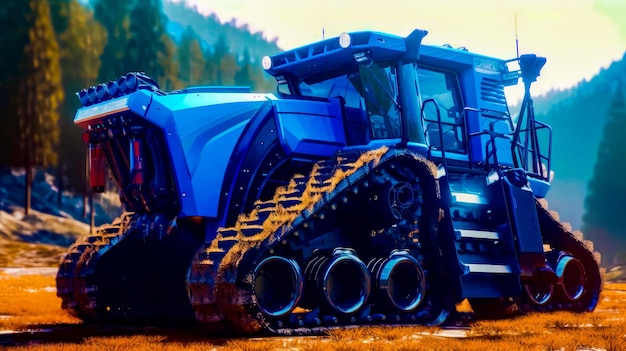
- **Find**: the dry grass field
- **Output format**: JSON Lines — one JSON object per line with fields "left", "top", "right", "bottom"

{"left": 0, "top": 272, "right": 625, "bottom": 350}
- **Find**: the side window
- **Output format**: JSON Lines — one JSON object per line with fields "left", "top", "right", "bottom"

{"left": 417, "top": 68, "right": 466, "bottom": 153}
{"left": 359, "top": 63, "right": 401, "bottom": 139}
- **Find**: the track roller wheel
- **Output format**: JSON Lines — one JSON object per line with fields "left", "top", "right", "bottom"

{"left": 522, "top": 264, "right": 556, "bottom": 309}
{"left": 304, "top": 248, "right": 371, "bottom": 316}
{"left": 369, "top": 250, "right": 426, "bottom": 312}
{"left": 253, "top": 256, "right": 303, "bottom": 318}
{"left": 555, "top": 253, "right": 586, "bottom": 302}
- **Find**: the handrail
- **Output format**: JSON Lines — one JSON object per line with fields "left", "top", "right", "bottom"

{"left": 421, "top": 98, "right": 447, "bottom": 170}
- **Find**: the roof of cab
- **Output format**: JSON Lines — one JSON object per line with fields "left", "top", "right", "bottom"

{"left": 264, "top": 30, "right": 426, "bottom": 80}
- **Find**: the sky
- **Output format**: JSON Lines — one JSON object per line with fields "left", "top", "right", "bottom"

{"left": 180, "top": 0, "right": 626, "bottom": 101}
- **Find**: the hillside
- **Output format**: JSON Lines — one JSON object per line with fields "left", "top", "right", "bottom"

{"left": 532, "top": 51, "right": 626, "bottom": 229}
{"left": 162, "top": 0, "right": 282, "bottom": 61}
{"left": 0, "top": 169, "right": 121, "bottom": 267}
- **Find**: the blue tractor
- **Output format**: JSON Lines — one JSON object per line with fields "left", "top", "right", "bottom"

{"left": 57, "top": 29, "right": 602, "bottom": 334}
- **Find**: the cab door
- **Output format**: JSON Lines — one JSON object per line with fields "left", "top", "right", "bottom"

{"left": 416, "top": 67, "right": 468, "bottom": 158}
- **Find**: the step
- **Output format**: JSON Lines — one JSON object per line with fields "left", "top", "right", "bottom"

{"left": 456, "top": 229, "right": 500, "bottom": 240}
{"left": 451, "top": 191, "right": 488, "bottom": 206}
{"left": 465, "top": 263, "right": 513, "bottom": 274}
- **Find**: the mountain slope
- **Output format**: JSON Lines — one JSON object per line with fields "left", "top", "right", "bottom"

{"left": 0, "top": 169, "right": 120, "bottom": 267}
{"left": 533, "top": 52, "right": 626, "bottom": 229}
{"left": 162, "top": 0, "right": 281, "bottom": 61}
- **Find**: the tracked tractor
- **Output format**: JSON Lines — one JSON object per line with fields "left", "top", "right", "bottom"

{"left": 57, "top": 29, "right": 601, "bottom": 334}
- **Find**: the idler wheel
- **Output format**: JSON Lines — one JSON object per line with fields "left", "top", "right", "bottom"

{"left": 369, "top": 250, "right": 425, "bottom": 312}
{"left": 253, "top": 256, "right": 303, "bottom": 318}
{"left": 555, "top": 254, "right": 585, "bottom": 302}
{"left": 387, "top": 182, "right": 415, "bottom": 220}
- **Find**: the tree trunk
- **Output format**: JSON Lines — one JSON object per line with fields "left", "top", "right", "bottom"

{"left": 25, "top": 166, "right": 32, "bottom": 216}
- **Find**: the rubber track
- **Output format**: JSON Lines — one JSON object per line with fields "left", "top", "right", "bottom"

{"left": 56, "top": 213, "right": 136, "bottom": 322}
{"left": 187, "top": 147, "right": 450, "bottom": 334}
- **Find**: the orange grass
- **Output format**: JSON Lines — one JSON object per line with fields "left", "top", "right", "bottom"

{"left": 0, "top": 272, "right": 81, "bottom": 331}
{"left": 1, "top": 273, "right": 625, "bottom": 350}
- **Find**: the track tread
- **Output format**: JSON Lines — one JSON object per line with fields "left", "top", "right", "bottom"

{"left": 532, "top": 199, "right": 603, "bottom": 312}
{"left": 56, "top": 213, "right": 136, "bottom": 321}
{"left": 187, "top": 147, "right": 452, "bottom": 334}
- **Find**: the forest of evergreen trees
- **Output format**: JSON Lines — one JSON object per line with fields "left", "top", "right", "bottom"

{"left": 582, "top": 77, "right": 626, "bottom": 265}
{"left": 533, "top": 53, "right": 626, "bottom": 265}
{"left": 0, "top": 0, "right": 277, "bottom": 214}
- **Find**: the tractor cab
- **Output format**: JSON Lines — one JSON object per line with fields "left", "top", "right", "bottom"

{"left": 263, "top": 29, "right": 552, "bottom": 194}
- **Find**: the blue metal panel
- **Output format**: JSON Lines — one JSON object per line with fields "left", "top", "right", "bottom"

{"left": 146, "top": 92, "right": 273, "bottom": 127}
{"left": 448, "top": 56, "right": 514, "bottom": 167}
{"left": 188, "top": 120, "right": 247, "bottom": 217}
{"left": 146, "top": 93, "right": 275, "bottom": 218}
{"left": 419, "top": 45, "right": 475, "bottom": 69}
{"left": 275, "top": 99, "right": 347, "bottom": 156}
{"left": 527, "top": 177, "right": 551, "bottom": 198}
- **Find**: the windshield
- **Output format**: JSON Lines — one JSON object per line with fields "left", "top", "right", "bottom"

{"left": 297, "top": 62, "right": 402, "bottom": 139}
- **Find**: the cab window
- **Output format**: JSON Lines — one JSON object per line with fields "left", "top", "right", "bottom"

{"left": 417, "top": 68, "right": 466, "bottom": 153}
{"left": 296, "top": 62, "right": 402, "bottom": 140}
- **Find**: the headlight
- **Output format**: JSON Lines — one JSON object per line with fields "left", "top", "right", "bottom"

{"left": 262, "top": 55, "right": 272, "bottom": 70}
{"left": 339, "top": 32, "right": 351, "bottom": 48}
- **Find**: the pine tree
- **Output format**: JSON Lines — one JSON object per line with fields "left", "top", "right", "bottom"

{"left": 212, "top": 34, "right": 238, "bottom": 86}
{"left": 201, "top": 47, "right": 217, "bottom": 85}
{"left": 178, "top": 25, "right": 205, "bottom": 87}
{"left": 188, "top": 37, "right": 205, "bottom": 86}
{"left": 54, "top": 0, "right": 106, "bottom": 194}
{"left": 0, "top": 1, "right": 29, "bottom": 167}
{"left": 234, "top": 47, "right": 255, "bottom": 90}
{"left": 582, "top": 79, "right": 626, "bottom": 265}
{"left": 94, "top": 0, "right": 130, "bottom": 81}
{"left": 0, "top": 0, "right": 63, "bottom": 214}
{"left": 125, "top": 0, "right": 167, "bottom": 79}
{"left": 49, "top": 0, "right": 71, "bottom": 34}
{"left": 157, "top": 33, "right": 182, "bottom": 91}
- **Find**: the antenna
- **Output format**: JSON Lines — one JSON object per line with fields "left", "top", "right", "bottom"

{"left": 322, "top": 27, "right": 325, "bottom": 40}
{"left": 514, "top": 12, "right": 520, "bottom": 58}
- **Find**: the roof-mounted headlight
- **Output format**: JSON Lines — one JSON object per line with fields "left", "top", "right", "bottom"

{"left": 339, "top": 32, "right": 351, "bottom": 48}
{"left": 262, "top": 55, "right": 272, "bottom": 70}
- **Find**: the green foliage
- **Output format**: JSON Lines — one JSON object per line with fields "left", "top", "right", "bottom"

{"left": 162, "top": 0, "right": 281, "bottom": 61}
{"left": 54, "top": 0, "right": 106, "bottom": 193}
{"left": 235, "top": 47, "right": 256, "bottom": 89}
{"left": 125, "top": 0, "right": 168, "bottom": 79}
{"left": 211, "top": 34, "right": 238, "bottom": 86}
{"left": 532, "top": 53, "right": 626, "bottom": 230}
{"left": 177, "top": 25, "right": 206, "bottom": 87}
{"left": 94, "top": 0, "right": 130, "bottom": 81}
{"left": 158, "top": 33, "right": 183, "bottom": 91}
{"left": 0, "top": 1, "right": 29, "bottom": 166}
{"left": 583, "top": 80, "right": 626, "bottom": 265}
{"left": 49, "top": 0, "right": 71, "bottom": 34}
{"left": 0, "top": 0, "right": 63, "bottom": 168}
